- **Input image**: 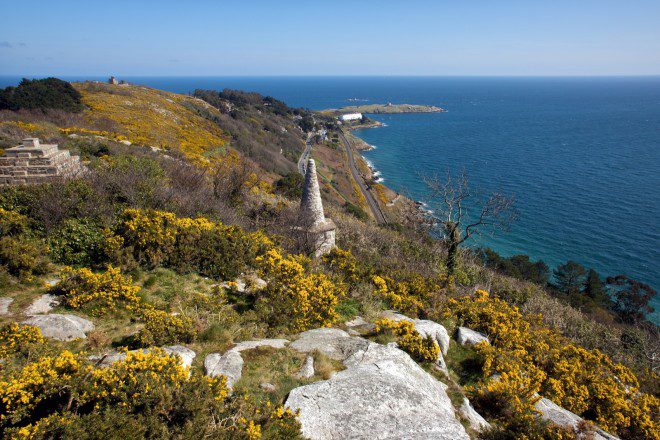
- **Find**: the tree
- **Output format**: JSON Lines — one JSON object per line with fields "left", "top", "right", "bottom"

{"left": 424, "top": 171, "right": 517, "bottom": 276}
{"left": 583, "top": 269, "right": 611, "bottom": 308}
{"left": 553, "top": 260, "right": 587, "bottom": 297}
{"left": 606, "top": 274, "right": 656, "bottom": 324}
{"left": 0, "top": 77, "right": 83, "bottom": 112}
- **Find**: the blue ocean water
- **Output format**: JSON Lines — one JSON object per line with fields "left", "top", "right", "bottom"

{"left": 1, "top": 76, "right": 659, "bottom": 322}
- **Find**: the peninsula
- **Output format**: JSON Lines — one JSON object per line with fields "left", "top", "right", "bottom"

{"left": 322, "top": 102, "right": 445, "bottom": 115}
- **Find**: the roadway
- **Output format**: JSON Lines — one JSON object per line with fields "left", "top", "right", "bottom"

{"left": 298, "top": 133, "right": 314, "bottom": 175}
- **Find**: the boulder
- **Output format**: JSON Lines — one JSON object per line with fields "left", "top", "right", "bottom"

{"left": 230, "top": 338, "right": 289, "bottom": 352}
{"left": 24, "top": 294, "right": 59, "bottom": 315}
{"left": 285, "top": 341, "right": 469, "bottom": 440}
{"left": 23, "top": 313, "right": 94, "bottom": 341}
{"left": 381, "top": 311, "right": 450, "bottom": 354}
{"left": 412, "top": 319, "right": 450, "bottom": 355}
{"left": 296, "top": 355, "right": 315, "bottom": 379}
{"left": 163, "top": 345, "right": 196, "bottom": 369}
{"left": 0, "top": 297, "right": 13, "bottom": 316}
{"left": 289, "top": 328, "right": 370, "bottom": 361}
{"left": 535, "top": 397, "right": 619, "bottom": 440}
{"left": 457, "top": 327, "right": 489, "bottom": 346}
{"left": 459, "top": 397, "right": 490, "bottom": 432}
{"left": 205, "top": 350, "right": 244, "bottom": 388}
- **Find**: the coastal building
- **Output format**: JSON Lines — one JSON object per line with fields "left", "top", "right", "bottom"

{"left": 298, "top": 158, "right": 336, "bottom": 257}
{"left": 339, "top": 113, "right": 362, "bottom": 122}
{"left": 0, "top": 138, "right": 83, "bottom": 186}
{"left": 108, "top": 76, "right": 119, "bottom": 85}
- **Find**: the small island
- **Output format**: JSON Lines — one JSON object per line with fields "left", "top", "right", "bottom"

{"left": 321, "top": 102, "right": 445, "bottom": 115}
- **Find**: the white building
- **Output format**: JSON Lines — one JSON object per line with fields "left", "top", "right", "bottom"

{"left": 339, "top": 113, "right": 363, "bottom": 122}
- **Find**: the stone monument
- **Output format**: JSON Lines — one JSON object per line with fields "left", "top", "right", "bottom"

{"left": 298, "top": 159, "right": 336, "bottom": 257}
{"left": 0, "top": 138, "right": 83, "bottom": 186}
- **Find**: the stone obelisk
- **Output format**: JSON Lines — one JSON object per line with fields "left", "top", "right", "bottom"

{"left": 298, "top": 159, "right": 336, "bottom": 257}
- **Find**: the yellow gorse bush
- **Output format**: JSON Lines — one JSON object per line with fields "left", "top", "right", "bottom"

{"left": 445, "top": 290, "right": 659, "bottom": 439}
{"left": 0, "top": 208, "right": 28, "bottom": 237}
{"left": 374, "top": 318, "right": 439, "bottom": 363}
{"left": 0, "top": 348, "right": 231, "bottom": 437}
{"left": 257, "top": 249, "right": 344, "bottom": 332}
{"left": 372, "top": 275, "right": 424, "bottom": 315}
{"left": 55, "top": 266, "right": 141, "bottom": 316}
{"left": 133, "top": 308, "right": 197, "bottom": 347}
{"left": 113, "top": 209, "right": 273, "bottom": 280}
{"left": 0, "top": 324, "right": 45, "bottom": 359}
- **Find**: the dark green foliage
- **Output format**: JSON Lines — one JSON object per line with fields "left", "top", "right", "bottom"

{"left": 274, "top": 172, "right": 304, "bottom": 199}
{"left": 49, "top": 218, "right": 107, "bottom": 267}
{"left": 65, "top": 137, "right": 111, "bottom": 159}
{"left": 606, "top": 274, "right": 656, "bottom": 324}
{"left": 345, "top": 202, "right": 369, "bottom": 221}
{"left": 584, "top": 269, "right": 611, "bottom": 308}
{"left": 480, "top": 248, "right": 549, "bottom": 285}
{"left": 0, "top": 77, "right": 83, "bottom": 112}
{"left": 553, "top": 260, "right": 587, "bottom": 296}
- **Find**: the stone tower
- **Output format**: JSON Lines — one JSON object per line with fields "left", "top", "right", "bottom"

{"left": 298, "top": 159, "right": 336, "bottom": 257}
{"left": 0, "top": 138, "right": 83, "bottom": 186}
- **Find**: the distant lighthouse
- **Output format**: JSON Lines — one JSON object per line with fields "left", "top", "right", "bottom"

{"left": 298, "top": 159, "right": 336, "bottom": 257}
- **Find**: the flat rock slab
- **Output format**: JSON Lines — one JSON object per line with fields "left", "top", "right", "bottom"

{"left": 23, "top": 313, "right": 94, "bottom": 341}
{"left": 25, "top": 294, "right": 60, "bottom": 315}
{"left": 535, "top": 397, "right": 619, "bottom": 440}
{"left": 0, "top": 297, "right": 13, "bottom": 315}
{"left": 457, "top": 327, "right": 489, "bottom": 346}
{"left": 285, "top": 342, "right": 469, "bottom": 440}
{"left": 205, "top": 350, "right": 244, "bottom": 388}
{"left": 230, "top": 338, "right": 289, "bottom": 352}
{"left": 289, "top": 328, "right": 370, "bottom": 361}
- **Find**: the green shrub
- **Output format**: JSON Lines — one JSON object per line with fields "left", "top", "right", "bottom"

{"left": 0, "top": 236, "right": 50, "bottom": 280}
{"left": 275, "top": 172, "right": 304, "bottom": 199}
{"left": 49, "top": 218, "right": 107, "bottom": 266}
{"left": 0, "top": 77, "right": 83, "bottom": 112}
{"left": 345, "top": 203, "right": 368, "bottom": 221}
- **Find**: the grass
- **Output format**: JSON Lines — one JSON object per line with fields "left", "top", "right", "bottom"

{"left": 444, "top": 341, "right": 484, "bottom": 387}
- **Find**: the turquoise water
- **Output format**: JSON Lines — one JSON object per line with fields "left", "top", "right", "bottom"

{"left": 1, "top": 76, "right": 658, "bottom": 322}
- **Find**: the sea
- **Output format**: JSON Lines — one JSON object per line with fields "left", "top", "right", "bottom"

{"left": 1, "top": 76, "right": 659, "bottom": 323}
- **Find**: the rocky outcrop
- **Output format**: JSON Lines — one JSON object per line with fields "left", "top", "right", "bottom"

{"left": 205, "top": 351, "right": 244, "bottom": 388}
{"left": 459, "top": 397, "right": 490, "bottom": 432}
{"left": 0, "top": 297, "right": 13, "bottom": 315}
{"left": 289, "top": 328, "right": 370, "bottom": 361}
{"left": 285, "top": 335, "right": 469, "bottom": 440}
{"left": 163, "top": 345, "right": 196, "bottom": 369}
{"left": 457, "top": 327, "right": 489, "bottom": 346}
{"left": 535, "top": 397, "right": 619, "bottom": 440}
{"left": 230, "top": 338, "right": 289, "bottom": 352}
{"left": 204, "top": 338, "right": 290, "bottom": 389}
{"left": 344, "top": 316, "right": 375, "bottom": 336}
{"left": 296, "top": 355, "right": 315, "bottom": 379}
{"left": 25, "top": 294, "right": 59, "bottom": 315}
{"left": 382, "top": 311, "right": 451, "bottom": 355}
{"left": 23, "top": 313, "right": 94, "bottom": 341}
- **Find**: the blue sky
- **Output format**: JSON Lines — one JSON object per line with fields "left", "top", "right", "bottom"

{"left": 1, "top": 0, "right": 659, "bottom": 76}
